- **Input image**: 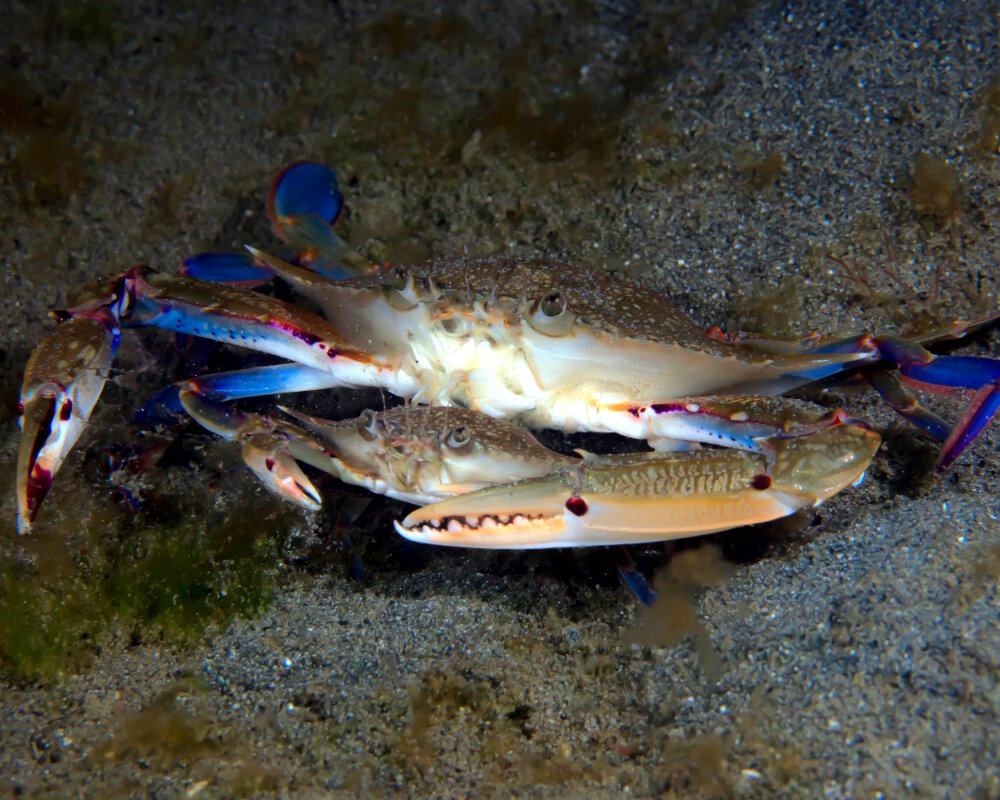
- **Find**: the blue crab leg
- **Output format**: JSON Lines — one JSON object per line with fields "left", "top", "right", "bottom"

{"left": 16, "top": 318, "right": 117, "bottom": 534}
{"left": 120, "top": 267, "right": 419, "bottom": 393}
{"left": 818, "top": 335, "right": 1000, "bottom": 468}
{"left": 592, "top": 396, "right": 866, "bottom": 464}
{"left": 136, "top": 363, "right": 349, "bottom": 420}
{"left": 269, "top": 161, "right": 344, "bottom": 227}
{"left": 938, "top": 381, "right": 1000, "bottom": 470}
{"left": 741, "top": 324, "right": 999, "bottom": 468}
{"left": 182, "top": 162, "right": 374, "bottom": 286}
{"left": 864, "top": 370, "right": 951, "bottom": 442}
{"left": 267, "top": 161, "right": 376, "bottom": 280}
{"left": 120, "top": 267, "right": 355, "bottom": 371}
{"left": 891, "top": 353, "right": 1000, "bottom": 469}
{"left": 180, "top": 252, "right": 275, "bottom": 286}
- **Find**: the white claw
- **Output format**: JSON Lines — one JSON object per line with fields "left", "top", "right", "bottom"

{"left": 17, "top": 318, "right": 115, "bottom": 534}
{"left": 241, "top": 434, "right": 322, "bottom": 512}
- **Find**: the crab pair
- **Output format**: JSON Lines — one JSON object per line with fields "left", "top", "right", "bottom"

{"left": 15, "top": 163, "right": 1000, "bottom": 547}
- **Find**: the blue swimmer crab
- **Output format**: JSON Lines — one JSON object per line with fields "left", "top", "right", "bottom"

{"left": 15, "top": 163, "right": 1000, "bottom": 547}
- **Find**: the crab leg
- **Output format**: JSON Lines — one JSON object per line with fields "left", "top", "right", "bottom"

{"left": 182, "top": 162, "right": 375, "bottom": 285}
{"left": 397, "top": 422, "right": 881, "bottom": 549}
{"left": 819, "top": 335, "right": 1000, "bottom": 469}
{"left": 591, "top": 395, "right": 865, "bottom": 459}
{"left": 16, "top": 267, "right": 420, "bottom": 530}
{"left": 16, "top": 318, "right": 117, "bottom": 534}
{"left": 267, "top": 161, "right": 377, "bottom": 279}
{"left": 136, "top": 363, "right": 350, "bottom": 420}
{"left": 180, "top": 251, "right": 275, "bottom": 286}
{"left": 110, "top": 266, "right": 420, "bottom": 398}
{"left": 717, "top": 320, "right": 1000, "bottom": 468}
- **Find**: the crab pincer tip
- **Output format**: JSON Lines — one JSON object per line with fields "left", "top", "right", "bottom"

{"left": 268, "top": 162, "right": 343, "bottom": 226}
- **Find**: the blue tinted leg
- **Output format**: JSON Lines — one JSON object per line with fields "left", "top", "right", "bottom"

{"left": 135, "top": 363, "right": 342, "bottom": 422}
{"left": 181, "top": 252, "right": 275, "bottom": 285}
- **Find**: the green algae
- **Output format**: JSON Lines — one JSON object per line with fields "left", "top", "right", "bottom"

{"left": 910, "top": 152, "right": 962, "bottom": 229}
{"left": 0, "top": 485, "right": 290, "bottom": 683}
{"left": 106, "top": 498, "right": 283, "bottom": 641}
{"left": 970, "top": 70, "right": 1000, "bottom": 157}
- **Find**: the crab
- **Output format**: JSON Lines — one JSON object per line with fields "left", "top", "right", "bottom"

{"left": 15, "top": 163, "right": 1000, "bottom": 546}
{"left": 177, "top": 394, "right": 879, "bottom": 548}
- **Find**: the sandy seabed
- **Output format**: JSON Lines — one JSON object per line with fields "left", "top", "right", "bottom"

{"left": 1, "top": 1, "right": 999, "bottom": 797}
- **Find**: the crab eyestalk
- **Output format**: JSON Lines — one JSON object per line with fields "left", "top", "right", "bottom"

{"left": 396, "top": 422, "right": 881, "bottom": 549}
{"left": 17, "top": 318, "right": 116, "bottom": 534}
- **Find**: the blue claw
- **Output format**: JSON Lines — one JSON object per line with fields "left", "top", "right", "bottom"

{"left": 181, "top": 252, "right": 275, "bottom": 286}
{"left": 268, "top": 161, "right": 343, "bottom": 225}
{"left": 896, "top": 355, "right": 1000, "bottom": 470}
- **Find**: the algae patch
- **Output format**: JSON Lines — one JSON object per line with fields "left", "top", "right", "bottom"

{"left": 0, "top": 485, "right": 291, "bottom": 683}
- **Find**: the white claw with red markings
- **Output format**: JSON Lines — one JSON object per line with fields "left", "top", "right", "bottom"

{"left": 396, "top": 421, "right": 881, "bottom": 549}
{"left": 17, "top": 318, "right": 116, "bottom": 534}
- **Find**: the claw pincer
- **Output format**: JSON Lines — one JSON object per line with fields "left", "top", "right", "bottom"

{"left": 17, "top": 318, "right": 117, "bottom": 533}
{"left": 397, "top": 421, "right": 881, "bottom": 549}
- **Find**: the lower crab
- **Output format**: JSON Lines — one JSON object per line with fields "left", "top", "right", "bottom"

{"left": 15, "top": 163, "right": 1000, "bottom": 544}
{"left": 178, "top": 394, "right": 880, "bottom": 548}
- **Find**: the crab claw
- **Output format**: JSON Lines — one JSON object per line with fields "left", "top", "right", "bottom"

{"left": 239, "top": 433, "right": 323, "bottom": 512}
{"left": 17, "top": 318, "right": 116, "bottom": 534}
{"left": 178, "top": 390, "right": 365, "bottom": 511}
{"left": 396, "top": 423, "right": 880, "bottom": 549}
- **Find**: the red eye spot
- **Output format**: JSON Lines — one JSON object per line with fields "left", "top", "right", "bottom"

{"left": 59, "top": 400, "right": 73, "bottom": 421}
{"left": 751, "top": 474, "right": 772, "bottom": 490}
{"left": 265, "top": 458, "right": 276, "bottom": 472}
{"left": 565, "top": 496, "right": 588, "bottom": 516}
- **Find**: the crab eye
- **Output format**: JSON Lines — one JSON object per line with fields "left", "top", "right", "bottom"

{"left": 540, "top": 291, "right": 565, "bottom": 317}
{"left": 385, "top": 265, "right": 420, "bottom": 311}
{"left": 528, "top": 288, "right": 573, "bottom": 336}
{"left": 386, "top": 266, "right": 410, "bottom": 292}
{"left": 445, "top": 425, "right": 472, "bottom": 452}
{"left": 440, "top": 314, "right": 470, "bottom": 336}
{"left": 359, "top": 409, "right": 379, "bottom": 441}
